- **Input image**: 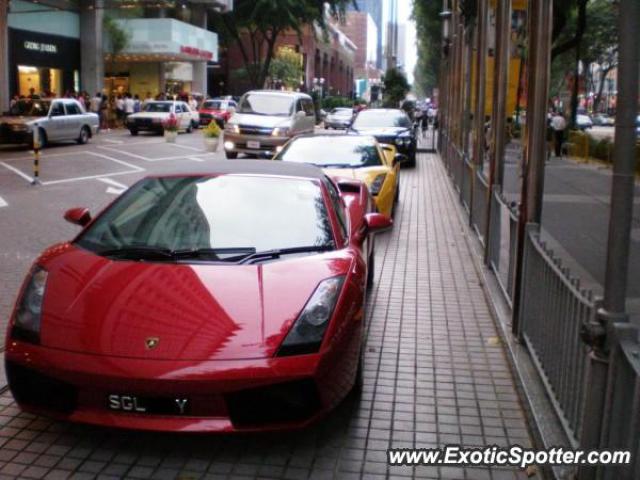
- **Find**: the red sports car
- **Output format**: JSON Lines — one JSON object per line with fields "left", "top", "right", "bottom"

{"left": 5, "top": 161, "right": 392, "bottom": 432}
{"left": 198, "top": 98, "right": 237, "bottom": 127}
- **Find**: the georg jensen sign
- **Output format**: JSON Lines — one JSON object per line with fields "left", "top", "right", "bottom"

{"left": 23, "top": 41, "right": 58, "bottom": 54}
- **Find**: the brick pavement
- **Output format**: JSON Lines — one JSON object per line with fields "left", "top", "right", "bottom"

{"left": 0, "top": 150, "right": 537, "bottom": 479}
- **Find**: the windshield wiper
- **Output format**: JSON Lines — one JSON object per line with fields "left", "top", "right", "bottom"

{"left": 170, "top": 247, "right": 256, "bottom": 261}
{"left": 237, "top": 245, "right": 334, "bottom": 265}
{"left": 97, "top": 245, "right": 174, "bottom": 259}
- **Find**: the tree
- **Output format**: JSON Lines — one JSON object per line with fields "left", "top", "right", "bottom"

{"left": 103, "top": 16, "right": 131, "bottom": 94}
{"left": 268, "top": 46, "right": 304, "bottom": 89}
{"left": 214, "top": 0, "right": 353, "bottom": 90}
{"left": 412, "top": 0, "right": 442, "bottom": 97}
{"left": 382, "top": 68, "right": 410, "bottom": 107}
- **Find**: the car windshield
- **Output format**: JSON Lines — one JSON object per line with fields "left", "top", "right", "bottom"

{"left": 237, "top": 94, "right": 294, "bottom": 116}
{"left": 9, "top": 100, "right": 50, "bottom": 116}
{"left": 204, "top": 100, "right": 224, "bottom": 110}
{"left": 143, "top": 103, "right": 172, "bottom": 113}
{"left": 76, "top": 175, "right": 334, "bottom": 256}
{"left": 353, "top": 110, "right": 412, "bottom": 128}
{"left": 276, "top": 136, "right": 383, "bottom": 168}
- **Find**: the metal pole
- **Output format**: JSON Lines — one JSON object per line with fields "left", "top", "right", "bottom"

{"left": 472, "top": 0, "right": 488, "bottom": 170}
{"left": 484, "top": 0, "right": 512, "bottom": 264}
{"left": 511, "top": 0, "right": 553, "bottom": 337}
{"left": 600, "top": 0, "right": 639, "bottom": 320}
{"left": 31, "top": 124, "right": 42, "bottom": 186}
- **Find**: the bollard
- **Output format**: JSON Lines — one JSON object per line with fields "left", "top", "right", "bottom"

{"left": 31, "top": 124, "right": 42, "bottom": 185}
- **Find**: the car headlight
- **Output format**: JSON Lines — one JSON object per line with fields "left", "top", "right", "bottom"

{"left": 396, "top": 135, "right": 412, "bottom": 147}
{"left": 370, "top": 173, "right": 387, "bottom": 196}
{"left": 277, "top": 276, "right": 345, "bottom": 356}
{"left": 272, "top": 127, "right": 290, "bottom": 137}
{"left": 12, "top": 266, "right": 48, "bottom": 344}
{"left": 225, "top": 123, "right": 240, "bottom": 134}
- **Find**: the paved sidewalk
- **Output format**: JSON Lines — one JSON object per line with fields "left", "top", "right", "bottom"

{"left": 0, "top": 152, "right": 536, "bottom": 479}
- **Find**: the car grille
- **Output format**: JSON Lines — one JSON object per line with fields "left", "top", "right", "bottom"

{"left": 225, "top": 379, "right": 321, "bottom": 427}
{"left": 239, "top": 125, "right": 273, "bottom": 136}
{"left": 6, "top": 360, "right": 77, "bottom": 414}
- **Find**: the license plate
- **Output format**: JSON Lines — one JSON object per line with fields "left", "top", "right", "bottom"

{"left": 247, "top": 140, "right": 260, "bottom": 149}
{"left": 107, "top": 394, "right": 190, "bottom": 415}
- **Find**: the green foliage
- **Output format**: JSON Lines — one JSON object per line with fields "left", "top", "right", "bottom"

{"left": 103, "top": 16, "right": 130, "bottom": 56}
{"left": 203, "top": 120, "right": 222, "bottom": 138}
{"left": 412, "top": 0, "right": 442, "bottom": 97}
{"left": 214, "top": 0, "right": 355, "bottom": 89}
{"left": 322, "top": 96, "right": 355, "bottom": 110}
{"left": 382, "top": 68, "right": 410, "bottom": 108}
{"left": 268, "top": 47, "right": 304, "bottom": 89}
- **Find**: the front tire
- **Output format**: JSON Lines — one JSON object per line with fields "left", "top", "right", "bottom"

{"left": 77, "top": 126, "right": 90, "bottom": 145}
{"left": 225, "top": 151, "right": 238, "bottom": 159}
{"left": 129, "top": 128, "right": 139, "bottom": 136}
{"left": 367, "top": 250, "right": 375, "bottom": 288}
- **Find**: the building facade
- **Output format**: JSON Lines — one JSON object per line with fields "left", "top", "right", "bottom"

{"left": 0, "top": 0, "right": 230, "bottom": 112}
{"left": 348, "top": 0, "right": 398, "bottom": 71}
{"left": 341, "top": 11, "right": 380, "bottom": 100}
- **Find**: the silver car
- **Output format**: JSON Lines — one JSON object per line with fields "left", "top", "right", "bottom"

{"left": 0, "top": 98, "right": 99, "bottom": 147}
{"left": 223, "top": 90, "right": 316, "bottom": 159}
{"left": 324, "top": 107, "right": 354, "bottom": 129}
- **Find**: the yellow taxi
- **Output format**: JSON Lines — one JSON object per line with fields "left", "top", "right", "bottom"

{"left": 273, "top": 134, "right": 401, "bottom": 217}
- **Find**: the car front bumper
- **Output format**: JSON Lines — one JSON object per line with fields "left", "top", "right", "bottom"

{"left": 223, "top": 132, "right": 290, "bottom": 156}
{"left": 4, "top": 338, "right": 355, "bottom": 432}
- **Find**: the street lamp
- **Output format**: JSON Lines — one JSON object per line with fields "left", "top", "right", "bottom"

{"left": 439, "top": 9, "right": 453, "bottom": 57}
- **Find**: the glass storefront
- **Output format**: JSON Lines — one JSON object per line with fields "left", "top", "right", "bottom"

{"left": 17, "top": 65, "right": 63, "bottom": 97}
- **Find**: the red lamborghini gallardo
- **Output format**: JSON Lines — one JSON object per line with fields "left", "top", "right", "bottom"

{"left": 5, "top": 160, "right": 392, "bottom": 432}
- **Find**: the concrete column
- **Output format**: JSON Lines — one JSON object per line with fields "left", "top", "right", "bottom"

{"left": 191, "top": 5, "right": 208, "bottom": 96}
{"left": 0, "top": 0, "right": 9, "bottom": 113}
{"left": 80, "top": 0, "right": 104, "bottom": 95}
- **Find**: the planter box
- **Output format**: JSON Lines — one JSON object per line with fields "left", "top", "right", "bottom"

{"left": 204, "top": 137, "right": 220, "bottom": 152}
{"left": 164, "top": 130, "right": 178, "bottom": 143}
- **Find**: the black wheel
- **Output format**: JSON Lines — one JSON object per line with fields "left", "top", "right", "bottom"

{"left": 353, "top": 346, "right": 364, "bottom": 394}
{"left": 367, "top": 250, "right": 375, "bottom": 288}
{"left": 129, "top": 128, "right": 139, "bottom": 136}
{"left": 394, "top": 184, "right": 400, "bottom": 204}
{"left": 77, "top": 126, "right": 90, "bottom": 145}
{"left": 186, "top": 124, "right": 193, "bottom": 134}
{"left": 407, "top": 152, "right": 417, "bottom": 168}
{"left": 225, "top": 151, "right": 238, "bottom": 159}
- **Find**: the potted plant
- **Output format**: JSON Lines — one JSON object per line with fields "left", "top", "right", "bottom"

{"left": 203, "top": 120, "right": 222, "bottom": 152}
{"left": 163, "top": 113, "right": 179, "bottom": 143}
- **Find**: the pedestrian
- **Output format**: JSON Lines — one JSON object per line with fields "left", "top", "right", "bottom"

{"left": 133, "top": 94, "right": 141, "bottom": 113}
{"left": 143, "top": 91, "right": 153, "bottom": 106}
{"left": 10, "top": 94, "right": 19, "bottom": 109}
{"left": 100, "top": 94, "right": 109, "bottom": 131}
{"left": 115, "top": 95, "right": 125, "bottom": 126}
{"left": 90, "top": 92, "right": 102, "bottom": 131}
{"left": 124, "top": 93, "right": 135, "bottom": 121}
{"left": 551, "top": 111, "right": 567, "bottom": 157}
{"left": 188, "top": 95, "right": 198, "bottom": 111}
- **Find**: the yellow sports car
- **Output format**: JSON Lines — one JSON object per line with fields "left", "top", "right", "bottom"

{"left": 273, "top": 134, "right": 402, "bottom": 217}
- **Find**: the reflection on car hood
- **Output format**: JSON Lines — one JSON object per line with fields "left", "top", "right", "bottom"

{"left": 351, "top": 127, "right": 410, "bottom": 137}
{"left": 322, "top": 166, "right": 389, "bottom": 186}
{"left": 37, "top": 244, "right": 352, "bottom": 361}
{"left": 230, "top": 113, "right": 291, "bottom": 129}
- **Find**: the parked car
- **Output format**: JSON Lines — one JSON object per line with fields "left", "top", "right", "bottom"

{"left": 349, "top": 109, "right": 417, "bottom": 167}
{"left": 275, "top": 134, "right": 402, "bottom": 218}
{"left": 0, "top": 98, "right": 98, "bottom": 148}
{"left": 223, "top": 90, "right": 316, "bottom": 159}
{"left": 576, "top": 114, "right": 593, "bottom": 130}
{"left": 199, "top": 98, "right": 237, "bottom": 127}
{"left": 324, "top": 108, "right": 354, "bottom": 130}
{"left": 4, "top": 160, "right": 392, "bottom": 432}
{"left": 592, "top": 113, "right": 614, "bottom": 126}
{"left": 126, "top": 101, "right": 197, "bottom": 135}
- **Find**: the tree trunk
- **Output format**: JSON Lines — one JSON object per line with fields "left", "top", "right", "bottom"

{"left": 569, "top": 0, "right": 588, "bottom": 127}
{"left": 593, "top": 66, "right": 612, "bottom": 113}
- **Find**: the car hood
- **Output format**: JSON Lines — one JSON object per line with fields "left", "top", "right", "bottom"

{"left": 37, "top": 245, "right": 352, "bottom": 361}
{"left": 0, "top": 116, "right": 43, "bottom": 125}
{"left": 323, "top": 166, "right": 389, "bottom": 186}
{"left": 230, "top": 113, "right": 291, "bottom": 129}
{"left": 351, "top": 127, "right": 410, "bottom": 137}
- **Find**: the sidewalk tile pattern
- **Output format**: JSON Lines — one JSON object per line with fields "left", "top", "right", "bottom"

{"left": 0, "top": 152, "right": 535, "bottom": 479}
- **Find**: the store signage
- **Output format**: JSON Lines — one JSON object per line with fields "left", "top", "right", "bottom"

{"left": 23, "top": 41, "right": 58, "bottom": 54}
{"left": 180, "top": 46, "right": 213, "bottom": 60}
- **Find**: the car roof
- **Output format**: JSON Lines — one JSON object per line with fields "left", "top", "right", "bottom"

{"left": 244, "top": 90, "right": 311, "bottom": 99}
{"left": 155, "top": 160, "right": 327, "bottom": 180}
{"left": 359, "top": 108, "right": 405, "bottom": 114}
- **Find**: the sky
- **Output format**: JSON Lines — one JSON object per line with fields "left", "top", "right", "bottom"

{"left": 397, "top": 0, "right": 417, "bottom": 85}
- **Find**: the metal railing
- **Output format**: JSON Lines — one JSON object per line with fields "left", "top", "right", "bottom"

{"left": 488, "top": 187, "right": 519, "bottom": 306}
{"left": 518, "top": 223, "right": 595, "bottom": 446}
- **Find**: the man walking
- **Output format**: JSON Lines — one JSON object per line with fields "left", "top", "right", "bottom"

{"left": 90, "top": 92, "right": 102, "bottom": 132}
{"left": 551, "top": 111, "right": 567, "bottom": 157}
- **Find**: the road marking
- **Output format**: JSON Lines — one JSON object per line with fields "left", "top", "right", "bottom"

{"left": 98, "top": 146, "right": 214, "bottom": 163}
{"left": 97, "top": 177, "right": 128, "bottom": 189}
{"left": 85, "top": 151, "right": 144, "bottom": 171}
{"left": 0, "top": 196, "right": 7, "bottom": 208}
{"left": 101, "top": 138, "right": 124, "bottom": 144}
{"left": 0, "top": 161, "right": 34, "bottom": 183}
{"left": 165, "top": 143, "right": 205, "bottom": 152}
{"left": 105, "top": 186, "right": 126, "bottom": 195}
{"left": 42, "top": 170, "right": 140, "bottom": 186}
{"left": 187, "top": 156, "right": 206, "bottom": 162}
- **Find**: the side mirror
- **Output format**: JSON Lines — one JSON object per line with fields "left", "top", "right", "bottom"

{"left": 355, "top": 213, "right": 393, "bottom": 243}
{"left": 64, "top": 207, "right": 91, "bottom": 227}
{"left": 393, "top": 153, "right": 407, "bottom": 166}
